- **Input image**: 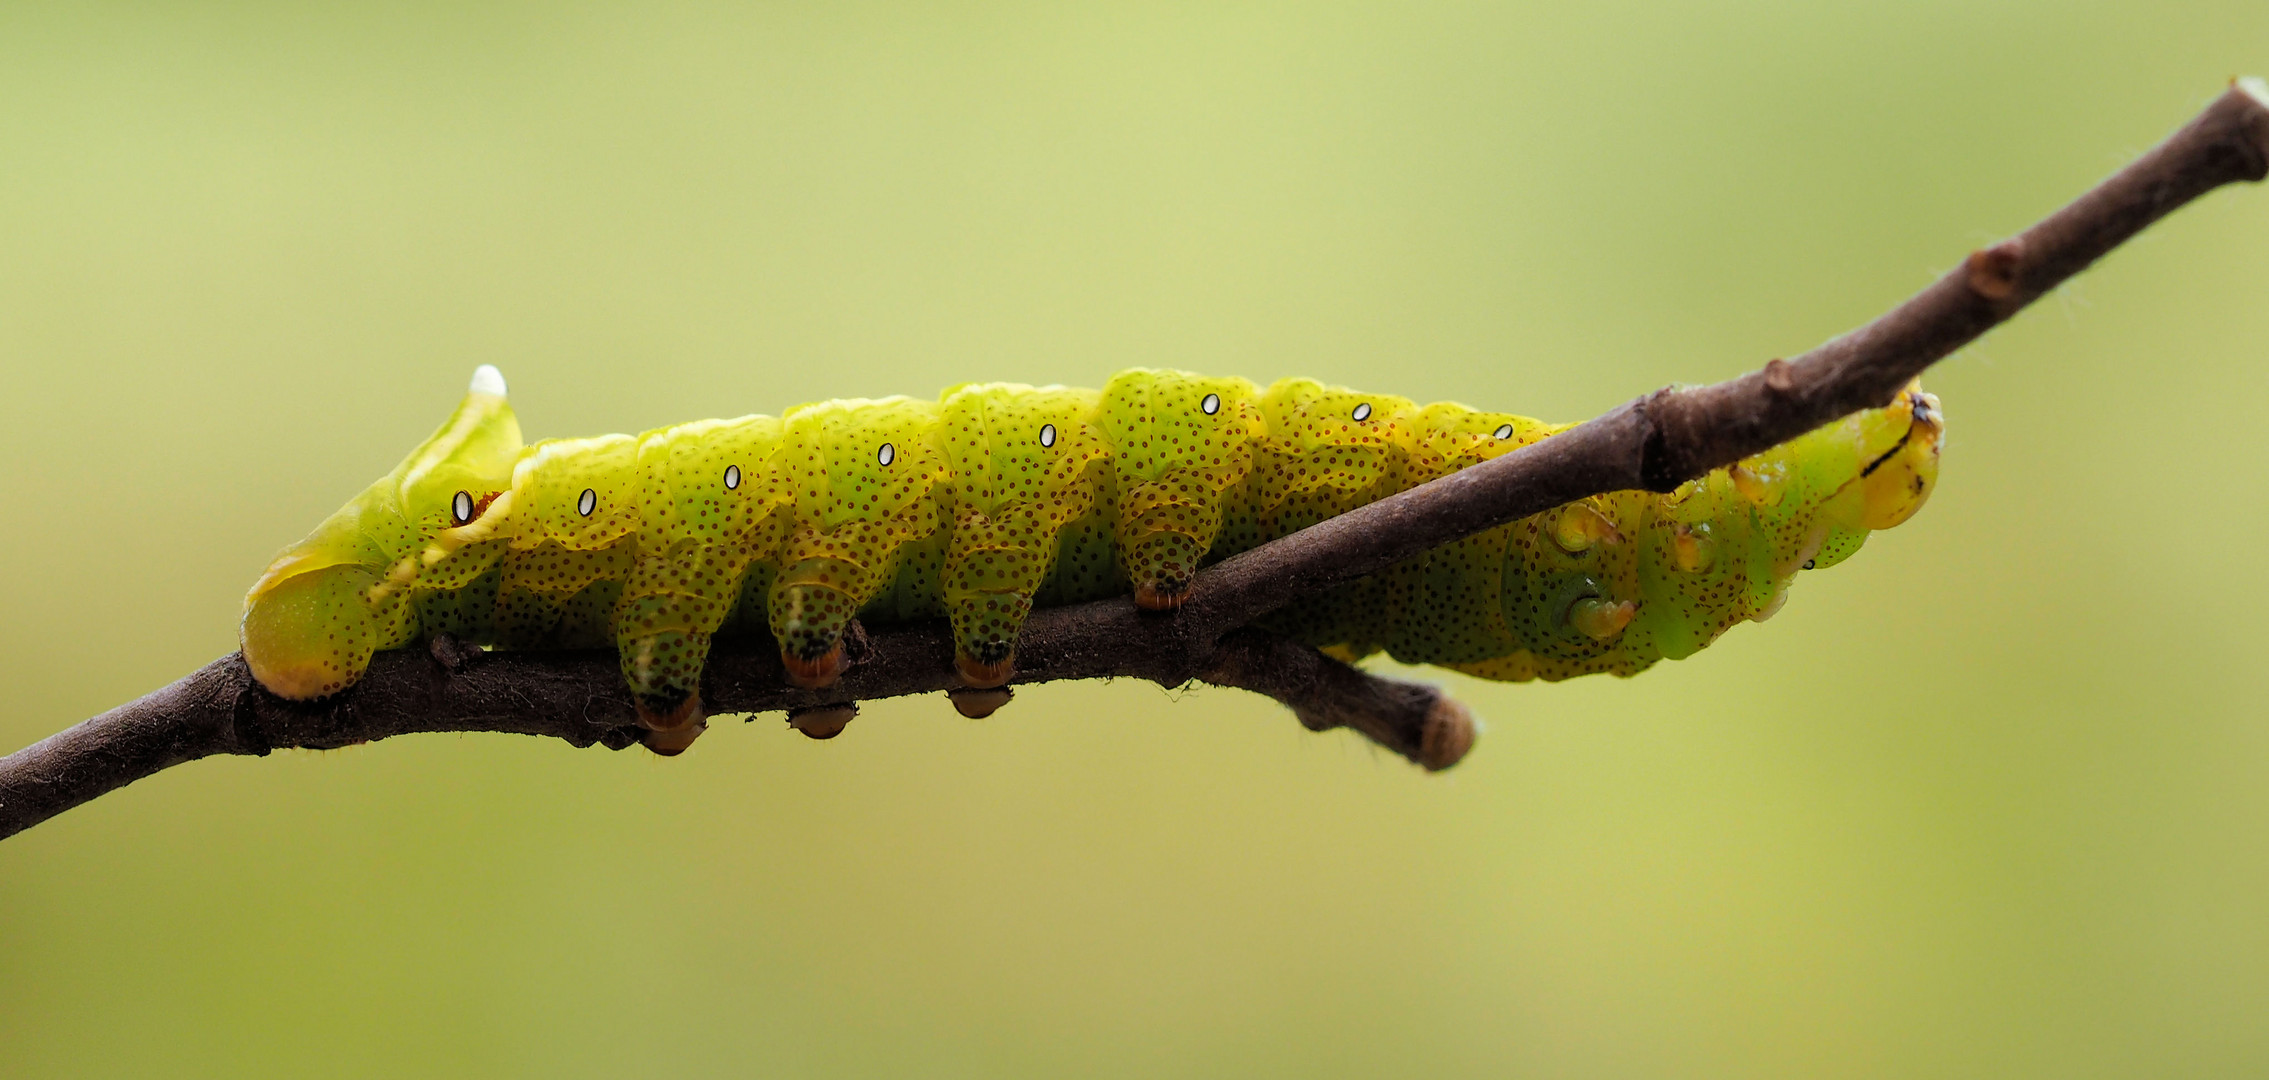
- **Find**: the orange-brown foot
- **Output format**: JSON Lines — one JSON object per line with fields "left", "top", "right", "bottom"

{"left": 641, "top": 717, "right": 708, "bottom": 756}
{"left": 635, "top": 690, "right": 705, "bottom": 733}
{"left": 953, "top": 653, "right": 1016, "bottom": 689}
{"left": 947, "top": 686, "right": 1013, "bottom": 719}
{"left": 1133, "top": 581, "right": 1190, "bottom": 610}
{"left": 781, "top": 643, "right": 848, "bottom": 689}
{"left": 788, "top": 703, "right": 856, "bottom": 740}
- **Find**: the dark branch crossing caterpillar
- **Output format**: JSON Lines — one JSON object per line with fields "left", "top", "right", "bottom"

{"left": 240, "top": 366, "right": 1943, "bottom": 752}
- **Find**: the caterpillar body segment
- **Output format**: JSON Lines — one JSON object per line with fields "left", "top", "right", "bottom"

{"left": 240, "top": 368, "right": 1944, "bottom": 752}
{"left": 936, "top": 383, "right": 1112, "bottom": 685}
{"left": 770, "top": 396, "right": 949, "bottom": 688}
{"left": 1098, "top": 370, "right": 1268, "bottom": 609}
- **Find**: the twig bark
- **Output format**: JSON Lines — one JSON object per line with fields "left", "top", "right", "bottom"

{"left": 4, "top": 81, "right": 2265, "bottom": 842}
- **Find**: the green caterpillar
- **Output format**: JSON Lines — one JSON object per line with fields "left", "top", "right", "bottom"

{"left": 241, "top": 366, "right": 1943, "bottom": 753}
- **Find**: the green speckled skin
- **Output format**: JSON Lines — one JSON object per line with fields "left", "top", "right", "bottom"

{"left": 242, "top": 369, "right": 1943, "bottom": 727}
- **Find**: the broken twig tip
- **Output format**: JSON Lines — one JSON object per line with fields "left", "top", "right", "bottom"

{"left": 1418, "top": 695, "right": 1476, "bottom": 771}
{"left": 2236, "top": 75, "right": 2269, "bottom": 108}
{"left": 1762, "top": 357, "right": 1796, "bottom": 395}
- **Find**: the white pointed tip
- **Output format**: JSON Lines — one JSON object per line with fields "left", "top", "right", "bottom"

{"left": 469, "top": 364, "right": 508, "bottom": 397}
{"left": 2237, "top": 76, "right": 2269, "bottom": 108}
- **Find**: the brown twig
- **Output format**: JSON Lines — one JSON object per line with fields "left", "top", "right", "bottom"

{"left": 4, "top": 81, "right": 2265, "bottom": 842}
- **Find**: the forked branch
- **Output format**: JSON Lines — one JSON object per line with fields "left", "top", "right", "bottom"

{"left": 4, "top": 81, "right": 2265, "bottom": 841}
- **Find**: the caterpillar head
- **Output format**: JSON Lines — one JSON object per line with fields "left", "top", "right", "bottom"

{"left": 1565, "top": 384, "right": 1945, "bottom": 669}
{"left": 241, "top": 366, "right": 524, "bottom": 699}
{"left": 1854, "top": 383, "right": 1944, "bottom": 530}
{"left": 1749, "top": 383, "right": 1948, "bottom": 591}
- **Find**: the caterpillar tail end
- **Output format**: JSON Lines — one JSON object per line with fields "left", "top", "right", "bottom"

{"left": 240, "top": 563, "right": 381, "bottom": 700}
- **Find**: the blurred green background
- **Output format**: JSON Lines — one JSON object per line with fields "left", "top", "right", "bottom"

{"left": 4, "top": 3, "right": 2266, "bottom": 1076}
